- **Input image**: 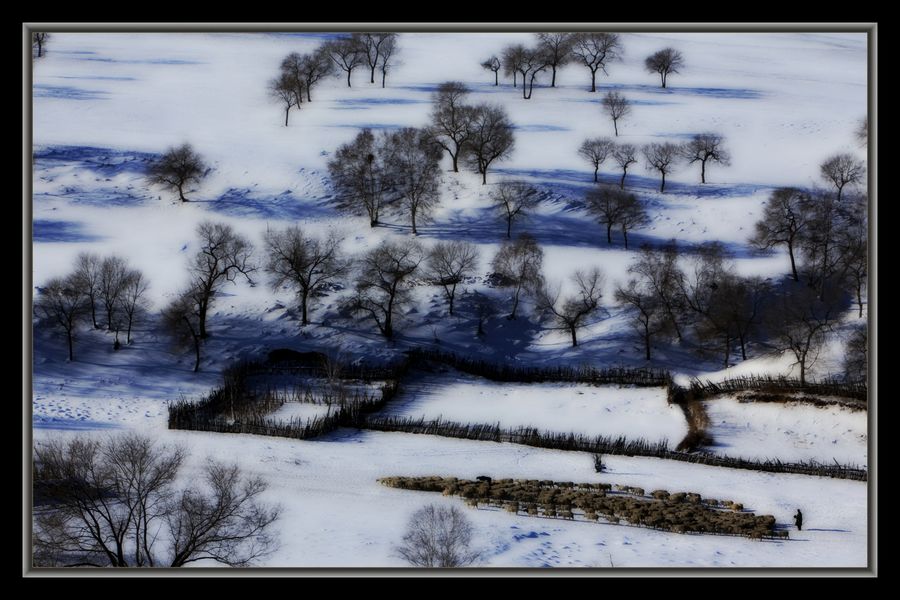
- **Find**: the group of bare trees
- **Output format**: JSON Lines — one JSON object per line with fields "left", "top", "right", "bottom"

{"left": 482, "top": 34, "right": 684, "bottom": 95}
{"left": 269, "top": 33, "right": 399, "bottom": 124}
{"left": 751, "top": 153, "right": 867, "bottom": 314}
{"left": 585, "top": 185, "right": 650, "bottom": 248}
{"left": 33, "top": 433, "right": 279, "bottom": 567}
{"left": 270, "top": 47, "right": 333, "bottom": 125}
{"left": 328, "top": 126, "right": 443, "bottom": 232}
{"left": 34, "top": 254, "right": 149, "bottom": 360}
{"left": 428, "top": 82, "right": 515, "bottom": 184}
{"left": 578, "top": 134, "right": 731, "bottom": 190}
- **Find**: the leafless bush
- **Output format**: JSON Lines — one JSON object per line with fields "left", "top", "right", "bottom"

{"left": 395, "top": 504, "right": 480, "bottom": 567}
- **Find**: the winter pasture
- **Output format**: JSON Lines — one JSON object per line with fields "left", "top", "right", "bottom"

{"left": 30, "top": 30, "right": 870, "bottom": 569}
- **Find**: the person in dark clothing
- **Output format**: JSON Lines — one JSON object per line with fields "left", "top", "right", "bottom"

{"left": 794, "top": 509, "right": 803, "bottom": 531}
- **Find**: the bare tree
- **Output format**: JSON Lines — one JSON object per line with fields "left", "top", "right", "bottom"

{"left": 387, "top": 127, "right": 443, "bottom": 234}
{"left": 537, "top": 32, "right": 574, "bottom": 87}
{"left": 750, "top": 187, "right": 810, "bottom": 282}
{"left": 491, "top": 234, "right": 543, "bottom": 319}
{"left": 278, "top": 52, "right": 307, "bottom": 106}
{"left": 350, "top": 239, "right": 424, "bottom": 339}
{"left": 358, "top": 33, "right": 398, "bottom": 85}
{"left": 190, "top": 221, "right": 256, "bottom": 339}
{"left": 492, "top": 180, "right": 539, "bottom": 239}
{"left": 73, "top": 252, "right": 102, "bottom": 328}
{"left": 324, "top": 36, "right": 363, "bottom": 87}
{"left": 99, "top": 255, "right": 129, "bottom": 333}
{"left": 328, "top": 128, "right": 392, "bottom": 226}
{"left": 798, "top": 192, "right": 844, "bottom": 297}
{"left": 501, "top": 44, "right": 526, "bottom": 87}
{"left": 628, "top": 242, "right": 686, "bottom": 341}
{"left": 427, "top": 241, "right": 480, "bottom": 316}
{"left": 147, "top": 143, "right": 208, "bottom": 203}
{"left": 514, "top": 46, "right": 548, "bottom": 100}
{"left": 585, "top": 184, "right": 629, "bottom": 245}
{"left": 161, "top": 287, "right": 204, "bottom": 372}
{"left": 820, "top": 153, "right": 865, "bottom": 202}
{"left": 644, "top": 48, "right": 684, "bottom": 88}
{"left": 264, "top": 226, "right": 347, "bottom": 326}
{"left": 378, "top": 34, "right": 400, "bottom": 88}
{"left": 481, "top": 55, "right": 501, "bottom": 86}
{"left": 466, "top": 104, "right": 515, "bottom": 185}
{"left": 428, "top": 82, "right": 474, "bottom": 174}
{"left": 602, "top": 91, "right": 630, "bottom": 136}
{"left": 469, "top": 290, "right": 497, "bottom": 336}
{"left": 395, "top": 504, "right": 479, "bottom": 567}
{"left": 578, "top": 137, "right": 615, "bottom": 183}
{"left": 856, "top": 117, "right": 868, "bottom": 147}
{"left": 724, "top": 276, "right": 770, "bottom": 361}
{"left": 34, "top": 274, "right": 87, "bottom": 361}
{"left": 682, "top": 133, "right": 730, "bottom": 184}
{"left": 299, "top": 47, "right": 335, "bottom": 101}
{"left": 537, "top": 267, "right": 604, "bottom": 346}
{"left": 643, "top": 142, "right": 681, "bottom": 193}
{"left": 571, "top": 33, "right": 622, "bottom": 92}
{"left": 168, "top": 461, "right": 280, "bottom": 567}
{"left": 835, "top": 204, "right": 867, "bottom": 318}
{"left": 768, "top": 283, "right": 839, "bottom": 385}
{"left": 612, "top": 143, "right": 638, "bottom": 189}
{"left": 33, "top": 32, "right": 50, "bottom": 58}
{"left": 615, "top": 279, "right": 665, "bottom": 360}
{"left": 269, "top": 72, "right": 299, "bottom": 126}
{"left": 33, "top": 434, "right": 279, "bottom": 568}
{"left": 618, "top": 192, "right": 650, "bottom": 249}
{"left": 843, "top": 326, "right": 867, "bottom": 384}
{"left": 118, "top": 269, "right": 149, "bottom": 345}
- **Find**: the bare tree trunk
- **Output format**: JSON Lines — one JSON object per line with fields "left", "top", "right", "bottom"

{"left": 590, "top": 69, "right": 597, "bottom": 92}
{"left": 178, "top": 184, "right": 188, "bottom": 202}
{"left": 301, "top": 289, "right": 309, "bottom": 326}
{"left": 700, "top": 159, "right": 707, "bottom": 184}
{"left": 799, "top": 356, "right": 806, "bottom": 385}
{"left": 448, "top": 287, "right": 455, "bottom": 316}
{"left": 512, "top": 72, "right": 517, "bottom": 88}
{"left": 411, "top": 207, "right": 418, "bottom": 235}
{"left": 551, "top": 66, "right": 557, "bottom": 87}
{"left": 198, "top": 299, "right": 209, "bottom": 339}
{"left": 307, "top": 86, "right": 312, "bottom": 102}
{"left": 482, "top": 170, "right": 487, "bottom": 185}
{"left": 593, "top": 166, "right": 599, "bottom": 183}
{"left": 739, "top": 332, "right": 747, "bottom": 360}
{"left": 507, "top": 218, "right": 512, "bottom": 239}
{"left": 193, "top": 338, "right": 200, "bottom": 372}
{"left": 620, "top": 168, "right": 628, "bottom": 189}
{"left": 370, "top": 65, "right": 376, "bottom": 84}
{"left": 613, "top": 119, "right": 618, "bottom": 136}
{"left": 622, "top": 227, "right": 629, "bottom": 250}
{"left": 644, "top": 321, "right": 651, "bottom": 360}
{"left": 284, "top": 106, "right": 290, "bottom": 127}
{"left": 126, "top": 317, "right": 133, "bottom": 345}
{"left": 857, "top": 283, "right": 863, "bottom": 318}
{"left": 67, "top": 330, "right": 74, "bottom": 361}
{"left": 606, "top": 223, "right": 613, "bottom": 244}
{"left": 382, "top": 70, "right": 387, "bottom": 88}
{"left": 788, "top": 243, "right": 799, "bottom": 282}
{"left": 660, "top": 172, "right": 666, "bottom": 193}
{"left": 494, "top": 71, "right": 498, "bottom": 86}
{"left": 346, "top": 69, "right": 352, "bottom": 87}
{"left": 570, "top": 326, "right": 578, "bottom": 347}
{"left": 661, "top": 72, "right": 666, "bottom": 88}
{"left": 510, "top": 288, "right": 520, "bottom": 319}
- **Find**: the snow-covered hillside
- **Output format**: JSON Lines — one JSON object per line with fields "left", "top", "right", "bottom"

{"left": 30, "top": 30, "right": 869, "bottom": 569}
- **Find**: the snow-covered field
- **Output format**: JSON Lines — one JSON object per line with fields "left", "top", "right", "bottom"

{"left": 29, "top": 30, "right": 870, "bottom": 569}
{"left": 703, "top": 397, "right": 868, "bottom": 467}
{"left": 384, "top": 372, "right": 685, "bottom": 444}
